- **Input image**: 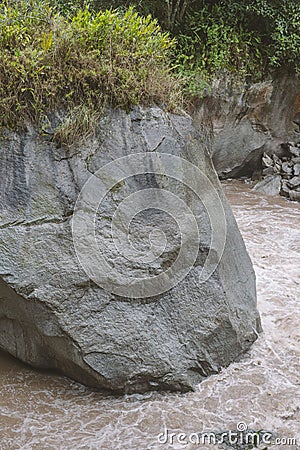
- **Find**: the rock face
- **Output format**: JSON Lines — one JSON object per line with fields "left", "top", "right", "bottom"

{"left": 193, "top": 73, "right": 300, "bottom": 179}
{"left": 0, "top": 107, "right": 261, "bottom": 393}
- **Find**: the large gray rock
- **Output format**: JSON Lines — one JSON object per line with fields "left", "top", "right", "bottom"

{"left": 193, "top": 73, "right": 300, "bottom": 178}
{"left": 0, "top": 107, "right": 261, "bottom": 393}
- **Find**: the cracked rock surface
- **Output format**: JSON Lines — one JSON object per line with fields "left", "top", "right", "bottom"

{"left": 193, "top": 73, "right": 300, "bottom": 179}
{"left": 0, "top": 107, "right": 261, "bottom": 393}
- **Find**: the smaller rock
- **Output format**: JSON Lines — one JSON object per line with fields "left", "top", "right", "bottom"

{"left": 287, "top": 176, "right": 300, "bottom": 188}
{"left": 253, "top": 175, "right": 281, "bottom": 196}
{"left": 294, "top": 163, "right": 300, "bottom": 176}
{"left": 288, "top": 146, "right": 300, "bottom": 157}
{"left": 271, "top": 154, "right": 282, "bottom": 173}
{"left": 289, "top": 190, "right": 300, "bottom": 202}
{"left": 280, "top": 179, "right": 290, "bottom": 197}
{"left": 258, "top": 150, "right": 300, "bottom": 201}
{"left": 281, "top": 161, "right": 293, "bottom": 175}
{"left": 262, "top": 153, "right": 274, "bottom": 168}
{"left": 274, "top": 164, "right": 281, "bottom": 173}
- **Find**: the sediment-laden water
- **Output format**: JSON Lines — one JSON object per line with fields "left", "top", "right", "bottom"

{"left": 0, "top": 180, "right": 299, "bottom": 450}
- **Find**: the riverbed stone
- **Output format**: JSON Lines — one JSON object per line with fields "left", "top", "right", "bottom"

{"left": 0, "top": 107, "right": 261, "bottom": 393}
{"left": 287, "top": 176, "right": 300, "bottom": 188}
{"left": 288, "top": 146, "right": 300, "bottom": 157}
{"left": 294, "top": 164, "right": 300, "bottom": 176}
{"left": 289, "top": 190, "right": 300, "bottom": 201}
{"left": 253, "top": 175, "right": 282, "bottom": 196}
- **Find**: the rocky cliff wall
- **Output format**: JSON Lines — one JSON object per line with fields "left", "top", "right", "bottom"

{"left": 193, "top": 73, "right": 300, "bottom": 179}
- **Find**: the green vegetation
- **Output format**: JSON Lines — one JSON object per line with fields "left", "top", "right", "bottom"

{"left": 59, "top": 1, "right": 300, "bottom": 73}
{"left": 0, "top": 0, "right": 179, "bottom": 135}
{"left": 1, "top": 0, "right": 300, "bottom": 141}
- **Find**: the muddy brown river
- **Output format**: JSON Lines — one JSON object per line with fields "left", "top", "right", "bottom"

{"left": 0, "top": 180, "right": 299, "bottom": 449}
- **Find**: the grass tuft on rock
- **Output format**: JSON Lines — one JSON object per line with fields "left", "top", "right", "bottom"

{"left": 0, "top": 0, "right": 181, "bottom": 140}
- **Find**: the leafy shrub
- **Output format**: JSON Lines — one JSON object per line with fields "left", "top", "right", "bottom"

{"left": 177, "top": 1, "right": 300, "bottom": 80}
{"left": 0, "top": 0, "right": 179, "bottom": 133}
{"left": 174, "top": 3, "right": 263, "bottom": 95}
{"left": 244, "top": 0, "right": 300, "bottom": 71}
{"left": 80, "top": 1, "right": 300, "bottom": 95}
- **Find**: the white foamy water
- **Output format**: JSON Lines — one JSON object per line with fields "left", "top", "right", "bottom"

{"left": 0, "top": 180, "right": 299, "bottom": 450}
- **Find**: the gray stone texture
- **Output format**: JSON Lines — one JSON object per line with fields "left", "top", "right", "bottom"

{"left": 193, "top": 73, "right": 300, "bottom": 178}
{"left": 0, "top": 107, "right": 261, "bottom": 393}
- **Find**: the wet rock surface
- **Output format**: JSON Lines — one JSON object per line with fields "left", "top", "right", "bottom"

{"left": 0, "top": 107, "right": 261, "bottom": 394}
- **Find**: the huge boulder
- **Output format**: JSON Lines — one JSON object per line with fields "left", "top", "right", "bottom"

{"left": 0, "top": 107, "right": 261, "bottom": 393}
{"left": 193, "top": 73, "right": 300, "bottom": 178}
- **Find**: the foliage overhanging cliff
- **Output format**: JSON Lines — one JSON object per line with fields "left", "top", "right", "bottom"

{"left": 54, "top": 0, "right": 300, "bottom": 90}
{"left": 1, "top": 0, "right": 300, "bottom": 139}
{"left": 0, "top": 0, "right": 179, "bottom": 135}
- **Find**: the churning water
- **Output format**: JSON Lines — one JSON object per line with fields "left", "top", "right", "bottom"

{"left": 0, "top": 180, "right": 299, "bottom": 450}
